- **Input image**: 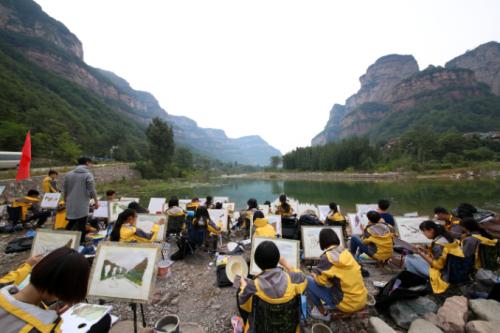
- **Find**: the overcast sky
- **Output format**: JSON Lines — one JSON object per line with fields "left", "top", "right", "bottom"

{"left": 35, "top": 0, "right": 500, "bottom": 153}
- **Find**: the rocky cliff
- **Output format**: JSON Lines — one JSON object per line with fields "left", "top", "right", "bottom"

{"left": 0, "top": 0, "right": 280, "bottom": 165}
{"left": 313, "top": 42, "right": 499, "bottom": 145}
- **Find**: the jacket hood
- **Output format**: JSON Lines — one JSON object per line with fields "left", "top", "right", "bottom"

{"left": 74, "top": 165, "right": 90, "bottom": 173}
{"left": 254, "top": 218, "right": 269, "bottom": 228}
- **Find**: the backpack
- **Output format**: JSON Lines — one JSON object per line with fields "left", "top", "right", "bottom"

{"left": 170, "top": 236, "right": 194, "bottom": 261}
{"left": 252, "top": 295, "right": 300, "bottom": 333}
{"left": 216, "top": 265, "right": 233, "bottom": 288}
{"left": 375, "top": 271, "right": 430, "bottom": 310}
{"left": 478, "top": 243, "right": 500, "bottom": 271}
{"left": 5, "top": 236, "right": 33, "bottom": 254}
{"left": 445, "top": 255, "right": 474, "bottom": 284}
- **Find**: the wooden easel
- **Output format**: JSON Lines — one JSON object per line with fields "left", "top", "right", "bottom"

{"left": 130, "top": 303, "right": 147, "bottom": 333}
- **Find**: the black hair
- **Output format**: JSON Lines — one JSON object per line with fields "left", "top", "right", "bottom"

{"left": 434, "top": 207, "right": 449, "bottom": 215}
{"left": 461, "top": 217, "right": 493, "bottom": 239}
{"left": 168, "top": 196, "right": 179, "bottom": 208}
{"left": 30, "top": 247, "right": 90, "bottom": 303}
{"left": 279, "top": 194, "right": 290, "bottom": 211}
{"left": 264, "top": 201, "right": 271, "bottom": 206}
{"left": 254, "top": 241, "right": 280, "bottom": 271}
{"left": 378, "top": 199, "right": 390, "bottom": 211}
{"left": 329, "top": 202, "right": 339, "bottom": 213}
{"left": 195, "top": 205, "right": 210, "bottom": 220}
{"left": 206, "top": 196, "right": 213, "bottom": 205}
{"left": 247, "top": 198, "right": 258, "bottom": 210}
{"left": 106, "top": 190, "right": 116, "bottom": 197}
{"left": 48, "top": 170, "right": 58, "bottom": 176}
{"left": 110, "top": 209, "right": 137, "bottom": 241}
{"left": 27, "top": 189, "right": 40, "bottom": 197}
{"left": 419, "top": 220, "right": 454, "bottom": 243}
{"left": 77, "top": 157, "right": 92, "bottom": 165}
{"left": 456, "top": 203, "right": 477, "bottom": 219}
{"left": 215, "top": 202, "right": 223, "bottom": 209}
{"left": 253, "top": 210, "right": 265, "bottom": 220}
{"left": 319, "top": 228, "right": 340, "bottom": 250}
{"left": 191, "top": 197, "right": 199, "bottom": 203}
{"left": 367, "top": 211, "right": 381, "bottom": 224}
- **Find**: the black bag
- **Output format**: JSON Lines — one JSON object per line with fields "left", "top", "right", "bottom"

{"left": 282, "top": 217, "right": 299, "bottom": 240}
{"left": 216, "top": 265, "right": 233, "bottom": 288}
{"left": 298, "top": 214, "right": 321, "bottom": 226}
{"left": 375, "top": 271, "right": 430, "bottom": 310}
{"left": 252, "top": 295, "right": 300, "bottom": 333}
{"left": 446, "top": 255, "right": 474, "bottom": 284}
{"left": 5, "top": 236, "right": 33, "bottom": 254}
{"left": 478, "top": 243, "right": 500, "bottom": 271}
{"left": 170, "top": 236, "right": 194, "bottom": 261}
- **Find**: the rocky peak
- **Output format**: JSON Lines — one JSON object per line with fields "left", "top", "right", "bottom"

{"left": 0, "top": 0, "right": 83, "bottom": 59}
{"left": 346, "top": 54, "right": 419, "bottom": 109}
{"left": 446, "top": 41, "right": 500, "bottom": 95}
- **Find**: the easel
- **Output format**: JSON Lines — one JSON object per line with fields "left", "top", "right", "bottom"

{"left": 130, "top": 303, "right": 147, "bottom": 333}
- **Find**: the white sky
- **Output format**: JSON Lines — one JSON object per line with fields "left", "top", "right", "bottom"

{"left": 35, "top": 0, "right": 500, "bottom": 153}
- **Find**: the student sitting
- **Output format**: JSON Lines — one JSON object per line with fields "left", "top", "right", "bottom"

{"left": 128, "top": 201, "right": 149, "bottom": 214}
{"left": 205, "top": 196, "right": 215, "bottom": 209}
{"left": 186, "top": 197, "right": 201, "bottom": 212}
{"left": 0, "top": 255, "right": 42, "bottom": 287}
{"left": 109, "top": 209, "right": 164, "bottom": 243}
{"left": 105, "top": 190, "right": 117, "bottom": 202}
{"left": 404, "top": 220, "right": 470, "bottom": 294}
{"left": 350, "top": 211, "right": 394, "bottom": 262}
{"left": 237, "top": 198, "right": 259, "bottom": 233}
{"left": 252, "top": 211, "right": 276, "bottom": 238}
{"left": 274, "top": 194, "right": 294, "bottom": 217}
{"left": 434, "top": 206, "right": 464, "bottom": 239}
{"left": 377, "top": 199, "right": 395, "bottom": 227}
{"left": 307, "top": 229, "right": 367, "bottom": 321}
{"left": 190, "top": 206, "right": 220, "bottom": 249}
{"left": 325, "top": 201, "right": 347, "bottom": 238}
{"left": 12, "top": 190, "right": 51, "bottom": 228}
{"left": 165, "top": 197, "right": 186, "bottom": 217}
{"left": 461, "top": 217, "right": 499, "bottom": 270}
{"left": 238, "top": 241, "right": 307, "bottom": 333}
{"left": 42, "top": 170, "right": 60, "bottom": 193}
{"left": 0, "top": 247, "right": 110, "bottom": 333}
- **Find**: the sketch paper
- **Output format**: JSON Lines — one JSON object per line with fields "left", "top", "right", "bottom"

{"left": 267, "top": 215, "right": 282, "bottom": 236}
{"left": 31, "top": 230, "right": 80, "bottom": 256}
{"left": 396, "top": 217, "right": 431, "bottom": 244}
{"left": 301, "top": 226, "right": 345, "bottom": 259}
{"left": 250, "top": 237, "right": 300, "bottom": 275}
{"left": 318, "top": 205, "right": 331, "bottom": 221}
{"left": 109, "top": 201, "right": 131, "bottom": 222}
{"left": 136, "top": 214, "right": 167, "bottom": 242}
{"left": 92, "top": 201, "right": 109, "bottom": 219}
{"left": 88, "top": 242, "right": 160, "bottom": 303}
{"left": 60, "top": 303, "right": 112, "bottom": 333}
{"left": 40, "top": 193, "right": 61, "bottom": 209}
{"left": 348, "top": 213, "right": 366, "bottom": 235}
{"left": 222, "top": 203, "right": 235, "bottom": 212}
{"left": 213, "top": 196, "right": 229, "bottom": 203}
{"left": 298, "top": 204, "right": 319, "bottom": 216}
{"left": 147, "top": 198, "right": 166, "bottom": 214}
{"left": 121, "top": 197, "right": 140, "bottom": 203}
{"left": 208, "top": 208, "right": 229, "bottom": 232}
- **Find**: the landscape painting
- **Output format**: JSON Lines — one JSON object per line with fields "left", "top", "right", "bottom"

{"left": 250, "top": 237, "right": 300, "bottom": 275}
{"left": 109, "top": 201, "right": 131, "bottom": 222}
{"left": 396, "top": 217, "right": 431, "bottom": 244}
{"left": 92, "top": 201, "right": 109, "bottom": 219}
{"left": 301, "top": 226, "right": 345, "bottom": 259}
{"left": 208, "top": 208, "right": 229, "bottom": 232}
{"left": 88, "top": 242, "right": 160, "bottom": 303}
{"left": 40, "top": 193, "right": 61, "bottom": 209}
{"left": 31, "top": 230, "right": 81, "bottom": 256}
{"left": 136, "top": 214, "right": 167, "bottom": 242}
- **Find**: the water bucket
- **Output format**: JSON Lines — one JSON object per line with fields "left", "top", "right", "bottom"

{"left": 154, "top": 314, "right": 180, "bottom": 333}
{"left": 157, "top": 260, "right": 172, "bottom": 277}
{"left": 311, "top": 323, "right": 333, "bottom": 333}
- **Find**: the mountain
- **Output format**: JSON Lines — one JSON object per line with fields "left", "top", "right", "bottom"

{"left": 0, "top": 0, "right": 280, "bottom": 165}
{"left": 312, "top": 42, "right": 500, "bottom": 146}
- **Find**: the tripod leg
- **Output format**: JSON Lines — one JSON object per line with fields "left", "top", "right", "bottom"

{"left": 140, "top": 303, "right": 147, "bottom": 327}
{"left": 130, "top": 303, "right": 138, "bottom": 333}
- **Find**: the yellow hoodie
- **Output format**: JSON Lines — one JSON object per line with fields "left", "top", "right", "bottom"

{"left": 428, "top": 236, "right": 464, "bottom": 294}
{"left": 253, "top": 218, "right": 276, "bottom": 238}
{"left": 119, "top": 224, "right": 160, "bottom": 243}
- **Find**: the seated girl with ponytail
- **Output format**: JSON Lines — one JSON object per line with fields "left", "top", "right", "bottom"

{"left": 404, "top": 220, "right": 471, "bottom": 294}
{"left": 109, "top": 209, "right": 165, "bottom": 243}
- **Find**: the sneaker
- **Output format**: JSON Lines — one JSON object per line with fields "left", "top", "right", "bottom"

{"left": 310, "top": 307, "right": 331, "bottom": 321}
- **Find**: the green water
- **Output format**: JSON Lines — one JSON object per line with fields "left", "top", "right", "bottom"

{"left": 136, "top": 178, "right": 500, "bottom": 215}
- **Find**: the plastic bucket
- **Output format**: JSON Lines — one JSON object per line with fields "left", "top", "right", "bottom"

{"left": 157, "top": 260, "right": 171, "bottom": 277}
{"left": 154, "top": 314, "right": 180, "bottom": 333}
{"left": 312, "top": 323, "right": 333, "bottom": 333}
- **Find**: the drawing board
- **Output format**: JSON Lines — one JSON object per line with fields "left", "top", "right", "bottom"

{"left": 31, "top": 229, "right": 81, "bottom": 256}
{"left": 136, "top": 214, "right": 167, "bottom": 242}
{"left": 301, "top": 226, "right": 345, "bottom": 259}
{"left": 250, "top": 237, "right": 300, "bottom": 275}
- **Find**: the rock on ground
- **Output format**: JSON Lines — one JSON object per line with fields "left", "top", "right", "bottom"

{"left": 437, "top": 296, "right": 468, "bottom": 333}
{"left": 389, "top": 297, "right": 438, "bottom": 329}
{"left": 409, "top": 319, "right": 443, "bottom": 333}
{"left": 465, "top": 321, "right": 500, "bottom": 333}
{"left": 469, "top": 299, "right": 500, "bottom": 322}
{"left": 368, "top": 317, "right": 397, "bottom": 333}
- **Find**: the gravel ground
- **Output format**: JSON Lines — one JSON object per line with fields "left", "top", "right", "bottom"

{"left": 0, "top": 230, "right": 400, "bottom": 333}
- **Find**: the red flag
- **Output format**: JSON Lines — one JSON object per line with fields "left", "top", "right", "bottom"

{"left": 16, "top": 131, "right": 31, "bottom": 182}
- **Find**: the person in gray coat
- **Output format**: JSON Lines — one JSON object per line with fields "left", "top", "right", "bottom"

{"left": 64, "top": 157, "right": 99, "bottom": 243}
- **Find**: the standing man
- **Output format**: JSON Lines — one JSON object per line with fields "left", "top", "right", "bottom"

{"left": 42, "top": 170, "right": 60, "bottom": 193}
{"left": 64, "top": 157, "right": 99, "bottom": 243}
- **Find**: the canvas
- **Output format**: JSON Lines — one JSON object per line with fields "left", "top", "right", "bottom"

{"left": 88, "top": 242, "right": 160, "bottom": 303}
{"left": 60, "top": 303, "right": 112, "bottom": 333}
{"left": 136, "top": 214, "right": 167, "bottom": 242}
{"left": 92, "top": 201, "right": 109, "bottom": 219}
{"left": 213, "top": 196, "right": 229, "bottom": 203}
{"left": 396, "top": 217, "right": 431, "bottom": 244}
{"left": 348, "top": 213, "right": 366, "bottom": 235}
{"left": 121, "top": 197, "right": 140, "bottom": 203}
{"left": 40, "top": 193, "right": 61, "bottom": 209}
{"left": 208, "top": 208, "right": 229, "bottom": 232}
{"left": 109, "top": 201, "right": 132, "bottom": 222}
{"left": 250, "top": 237, "right": 300, "bottom": 275}
{"left": 31, "top": 229, "right": 81, "bottom": 256}
{"left": 147, "top": 198, "right": 166, "bottom": 214}
{"left": 301, "top": 226, "right": 345, "bottom": 259}
{"left": 222, "top": 202, "right": 235, "bottom": 212}
{"left": 318, "top": 205, "right": 331, "bottom": 221}
{"left": 298, "top": 203, "right": 319, "bottom": 216}
{"left": 356, "top": 204, "right": 378, "bottom": 215}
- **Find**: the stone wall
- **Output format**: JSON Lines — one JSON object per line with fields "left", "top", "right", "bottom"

{"left": 0, "top": 163, "right": 139, "bottom": 201}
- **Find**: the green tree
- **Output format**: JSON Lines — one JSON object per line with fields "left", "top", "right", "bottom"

{"left": 174, "top": 147, "right": 193, "bottom": 170}
{"left": 270, "top": 155, "right": 282, "bottom": 169}
{"left": 146, "top": 118, "right": 175, "bottom": 172}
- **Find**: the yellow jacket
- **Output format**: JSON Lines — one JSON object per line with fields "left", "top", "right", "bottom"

{"left": 238, "top": 267, "right": 307, "bottom": 333}
{"left": 253, "top": 218, "right": 276, "bottom": 238}
{"left": 42, "top": 177, "right": 58, "bottom": 193}
{"left": 0, "top": 263, "right": 32, "bottom": 286}
{"left": 462, "top": 233, "right": 498, "bottom": 269}
{"left": 362, "top": 222, "right": 394, "bottom": 261}
{"left": 313, "top": 246, "right": 367, "bottom": 313}
{"left": 119, "top": 224, "right": 160, "bottom": 243}
{"left": 275, "top": 204, "right": 294, "bottom": 218}
{"left": 326, "top": 212, "right": 345, "bottom": 224}
{"left": 12, "top": 196, "right": 40, "bottom": 221}
{"left": 428, "top": 237, "right": 464, "bottom": 294}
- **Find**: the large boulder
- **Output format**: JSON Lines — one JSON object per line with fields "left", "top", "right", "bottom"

{"left": 437, "top": 296, "right": 468, "bottom": 333}
{"left": 389, "top": 297, "right": 438, "bottom": 329}
{"left": 469, "top": 299, "right": 500, "bottom": 322}
{"left": 408, "top": 319, "right": 443, "bottom": 333}
{"left": 465, "top": 321, "right": 500, "bottom": 333}
{"left": 368, "top": 317, "right": 397, "bottom": 333}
